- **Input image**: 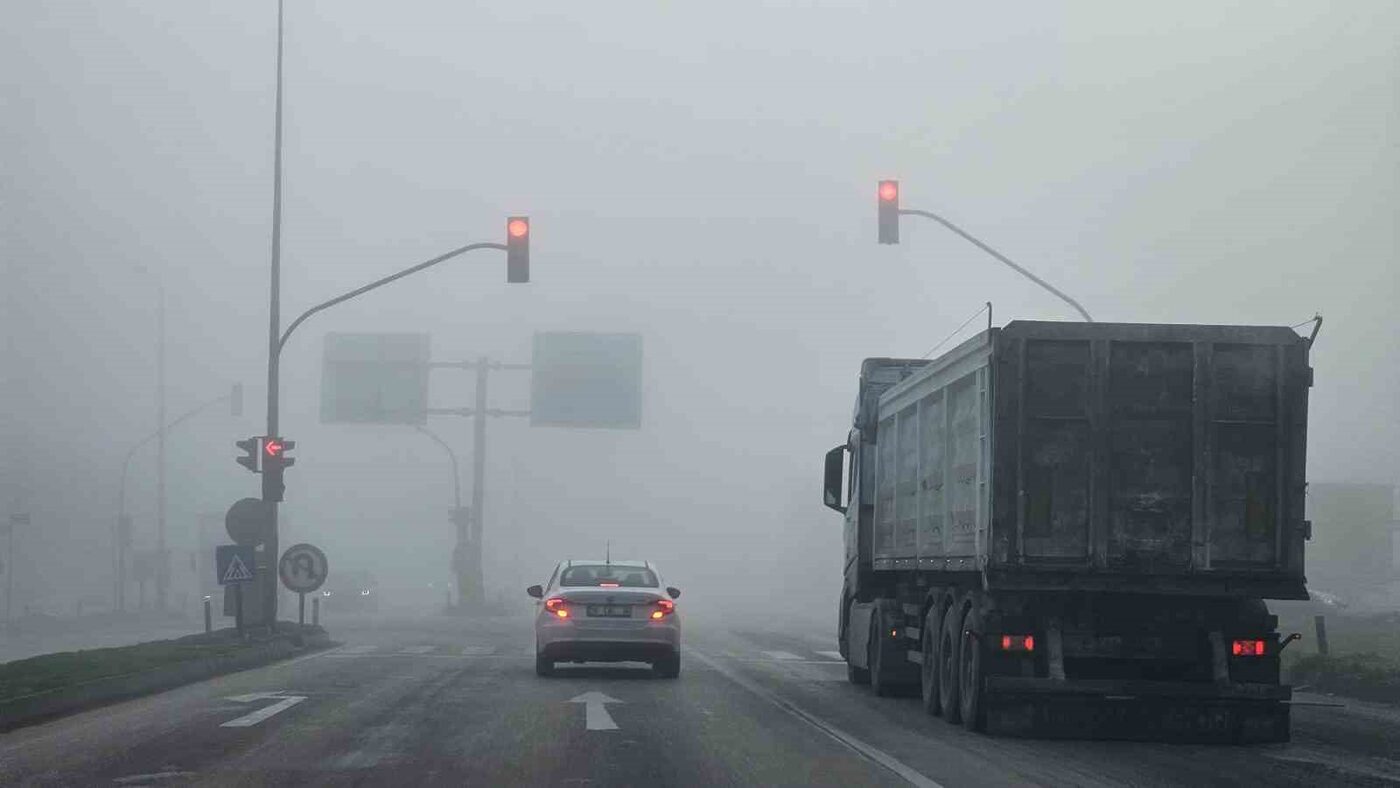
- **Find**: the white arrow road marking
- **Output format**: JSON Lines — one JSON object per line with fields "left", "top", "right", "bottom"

{"left": 221, "top": 692, "right": 307, "bottom": 728}
{"left": 401, "top": 645, "right": 435, "bottom": 654}
{"left": 816, "top": 651, "right": 845, "bottom": 661}
{"left": 569, "top": 691, "right": 623, "bottom": 731}
{"left": 762, "top": 651, "right": 803, "bottom": 661}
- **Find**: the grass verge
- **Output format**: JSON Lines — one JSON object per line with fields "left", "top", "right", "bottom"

{"left": 0, "top": 623, "right": 330, "bottom": 729}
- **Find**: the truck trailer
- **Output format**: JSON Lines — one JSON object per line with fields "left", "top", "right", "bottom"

{"left": 823, "top": 321, "right": 1315, "bottom": 742}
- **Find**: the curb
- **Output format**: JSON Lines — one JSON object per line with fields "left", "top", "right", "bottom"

{"left": 0, "top": 632, "right": 333, "bottom": 732}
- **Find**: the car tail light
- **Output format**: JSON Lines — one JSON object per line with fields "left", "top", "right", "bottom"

{"left": 999, "top": 634, "right": 1035, "bottom": 652}
{"left": 545, "top": 597, "right": 570, "bottom": 619}
{"left": 650, "top": 599, "right": 675, "bottom": 620}
{"left": 1232, "top": 639, "right": 1266, "bottom": 657}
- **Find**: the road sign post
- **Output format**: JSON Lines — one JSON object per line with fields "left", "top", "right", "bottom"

{"left": 216, "top": 544, "right": 257, "bottom": 637}
{"left": 279, "top": 543, "right": 328, "bottom": 635}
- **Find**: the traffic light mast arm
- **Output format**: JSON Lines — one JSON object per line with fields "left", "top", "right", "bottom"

{"left": 276, "top": 241, "right": 509, "bottom": 356}
{"left": 899, "top": 208, "right": 1094, "bottom": 323}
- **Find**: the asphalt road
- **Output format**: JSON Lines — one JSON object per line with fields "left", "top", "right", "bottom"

{"left": 1, "top": 612, "right": 1397, "bottom": 787}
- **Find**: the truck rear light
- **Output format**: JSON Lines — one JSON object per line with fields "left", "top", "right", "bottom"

{"left": 1232, "top": 639, "right": 1266, "bottom": 656}
{"left": 545, "top": 597, "right": 570, "bottom": 618}
{"left": 1000, "top": 634, "right": 1034, "bottom": 652}
{"left": 650, "top": 599, "right": 675, "bottom": 620}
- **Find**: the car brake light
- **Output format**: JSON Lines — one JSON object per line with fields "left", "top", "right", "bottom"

{"left": 599, "top": 582, "right": 620, "bottom": 588}
{"left": 545, "top": 597, "right": 570, "bottom": 618}
{"left": 650, "top": 599, "right": 675, "bottom": 620}
{"left": 999, "top": 634, "right": 1035, "bottom": 652}
{"left": 1232, "top": 639, "right": 1266, "bottom": 657}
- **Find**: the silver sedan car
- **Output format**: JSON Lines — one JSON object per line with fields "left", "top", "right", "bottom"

{"left": 527, "top": 560, "right": 682, "bottom": 678}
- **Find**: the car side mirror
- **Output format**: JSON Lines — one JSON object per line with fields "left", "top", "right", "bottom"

{"left": 526, "top": 584, "right": 543, "bottom": 599}
{"left": 666, "top": 586, "right": 681, "bottom": 599}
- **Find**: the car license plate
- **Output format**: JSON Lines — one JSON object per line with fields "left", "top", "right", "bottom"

{"left": 587, "top": 605, "right": 631, "bottom": 618}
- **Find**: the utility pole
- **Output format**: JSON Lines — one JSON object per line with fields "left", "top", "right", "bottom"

{"left": 156, "top": 284, "right": 168, "bottom": 610}
{"left": 424, "top": 360, "right": 531, "bottom": 609}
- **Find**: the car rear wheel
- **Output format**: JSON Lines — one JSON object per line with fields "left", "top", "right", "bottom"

{"left": 535, "top": 651, "right": 554, "bottom": 677}
{"left": 653, "top": 652, "right": 681, "bottom": 679}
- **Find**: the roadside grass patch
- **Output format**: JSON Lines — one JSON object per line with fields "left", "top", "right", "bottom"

{"left": 0, "top": 625, "right": 323, "bottom": 701}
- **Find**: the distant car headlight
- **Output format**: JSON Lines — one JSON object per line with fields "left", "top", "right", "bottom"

{"left": 360, "top": 589, "right": 372, "bottom": 596}
{"left": 322, "top": 591, "right": 333, "bottom": 597}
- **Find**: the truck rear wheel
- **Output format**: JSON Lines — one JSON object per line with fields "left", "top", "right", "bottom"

{"left": 958, "top": 603, "right": 986, "bottom": 732}
{"left": 846, "top": 600, "right": 870, "bottom": 685}
{"left": 939, "top": 600, "right": 964, "bottom": 723}
{"left": 870, "top": 613, "right": 896, "bottom": 697}
{"left": 920, "top": 606, "right": 942, "bottom": 716}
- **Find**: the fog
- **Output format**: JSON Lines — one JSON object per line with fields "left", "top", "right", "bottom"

{"left": 2, "top": 2, "right": 1396, "bottom": 631}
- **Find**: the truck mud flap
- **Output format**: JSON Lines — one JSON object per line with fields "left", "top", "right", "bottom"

{"left": 984, "top": 695, "right": 1290, "bottom": 744}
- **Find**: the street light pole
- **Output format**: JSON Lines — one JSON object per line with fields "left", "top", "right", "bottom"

{"left": 116, "top": 387, "right": 241, "bottom": 611}
{"left": 898, "top": 208, "right": 1094, "bottom": 322}
{"left": 156, "top": 284, "right": 168, "bottom": 610}
{"left": 413, "top": 425, "right": 465, "bottom": 608}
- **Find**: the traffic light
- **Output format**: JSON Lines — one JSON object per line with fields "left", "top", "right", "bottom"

{"left": 261, "top": 437, "right": 295, "bottom": 502}
{"left": 236, "top": 437, "right": 261, "bottom": 473}
{"left": 506, "top": 216, "right": 529, "bottom": 283}
{"left": 878, "top": 180, "right": 899, "bottom": 244}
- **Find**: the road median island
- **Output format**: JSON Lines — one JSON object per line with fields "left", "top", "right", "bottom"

{"left": 0, "top": 623, "right": 333, "bottom": 731}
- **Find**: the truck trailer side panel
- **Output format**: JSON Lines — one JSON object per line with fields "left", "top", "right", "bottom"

{"left": 870, "top": 321, "right": 1310, "bottom": 598}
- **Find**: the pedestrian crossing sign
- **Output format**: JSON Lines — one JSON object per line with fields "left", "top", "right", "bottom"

{"left": 215, "top": 544, "right": 257, "bottom": 585}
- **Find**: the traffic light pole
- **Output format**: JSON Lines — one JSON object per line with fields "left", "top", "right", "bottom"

{"left": 262, "top": 0, "right": 287, "bottom": 633}
{"left": 898, "top": 208, "right": 1094, "bottom": 322}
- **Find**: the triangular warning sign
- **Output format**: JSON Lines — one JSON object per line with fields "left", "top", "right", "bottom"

{"left": 223, "top": 554, "right": 254, "bottom": 583}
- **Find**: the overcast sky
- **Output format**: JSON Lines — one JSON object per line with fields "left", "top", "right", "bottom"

{"left": 2, "top": 1, "right": 1396, "bottom": 617}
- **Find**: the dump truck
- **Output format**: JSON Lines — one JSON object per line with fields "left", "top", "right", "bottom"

{"left": 822, "top": 321, "right": 1316, "bottom": 742}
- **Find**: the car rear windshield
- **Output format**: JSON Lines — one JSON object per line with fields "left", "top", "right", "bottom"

{"left": 560, "top": 565, "right": 658, "bottom": 588}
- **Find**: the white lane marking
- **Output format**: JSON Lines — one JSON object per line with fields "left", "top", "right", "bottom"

{"left": 267, "top": 644, "right": 346, "bottom": 669}
{"left": 220, "top": 692, "right": 307, "bottom": 728}
{"left": 343, "top": 645, "right": 377, "bottom": 655}
{"left": 568, "top": 691, "right": 623, "bottom": 731}
{"left": 816, "top": 651, "right": 845, "bottom": 661}
{"left": 687, "top": 649, "right": 944, "bottom": 788}
{"left": 401, "top": 645, "right": 436, "bottom": 654}
{"left": 113, "top": 771, "right": 198, "bottom": 784}
{"left": 762, "top": 651, "right": 803, "bottom": 661}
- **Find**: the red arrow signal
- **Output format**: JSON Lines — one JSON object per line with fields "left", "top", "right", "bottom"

{"left": 264, "top": 439, "right": 283, "bottom": 458}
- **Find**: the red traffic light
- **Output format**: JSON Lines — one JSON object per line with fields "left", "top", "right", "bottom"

{"left": 878, "top": 180, "right": 900, "bottom": 244}
{"left": 506, "top": 216, "right": 530, "bottom": 283}
{"left": 264, "top": 439, "right": 283, "bottom": 458}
